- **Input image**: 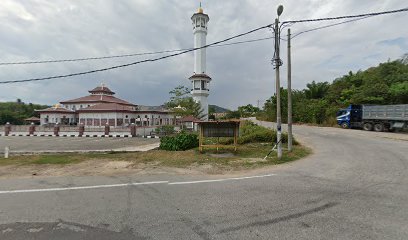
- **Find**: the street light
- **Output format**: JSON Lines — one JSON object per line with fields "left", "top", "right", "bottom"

{"left": 277, "top": 5, "right": 284, "bottom": 17}
{"left": 274, "top": 5, "right": 283, "bottom": 159}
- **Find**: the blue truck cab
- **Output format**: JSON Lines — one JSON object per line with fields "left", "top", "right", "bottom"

{"left": 336, "top": 105, "right": 362, "bottom": 129}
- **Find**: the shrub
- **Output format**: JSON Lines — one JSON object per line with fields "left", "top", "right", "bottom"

{"left": 219, "top": 120, "right": 296, "bottom": 145}
{"left": 155, "top": 125, "right": 175, "bottom": 136}
{"left": 159, "top": 132, "right": 199, "bottom": 151}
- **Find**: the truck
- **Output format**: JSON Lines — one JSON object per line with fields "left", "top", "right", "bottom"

{"left": 336, "top": 104, "right": 408, "bottom": 132}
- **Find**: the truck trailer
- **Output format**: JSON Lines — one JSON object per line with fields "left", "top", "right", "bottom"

{"left": 337, "top": 104, "right": 408, "bottom": 132}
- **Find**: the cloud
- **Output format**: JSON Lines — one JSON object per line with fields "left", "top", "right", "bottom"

{"left": 0, "top": 0, "right": 407, "bottom": 109}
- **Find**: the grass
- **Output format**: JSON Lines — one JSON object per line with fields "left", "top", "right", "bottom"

{"left": 0, "top": 143, "right": 311, "bottom": 171}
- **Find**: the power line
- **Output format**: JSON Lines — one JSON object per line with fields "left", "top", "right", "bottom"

{"left": 291, "top": 15, "right": 375, "bottom": 39}
{"left": 0, "top": 36, "right": 274, "bottom": 66}
{"left": 0, "top": 24, "right": 272, "bottom": 84}
{"left": 283, "top": 7, "right": 408, "bottom": 24}
{"left": 2, "top": 7, "right": 406, "bottom": 84}
{"left": 2, "top": 7, "right": 406, "bottom": 66}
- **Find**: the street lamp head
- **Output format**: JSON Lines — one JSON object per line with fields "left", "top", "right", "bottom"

{"left": 277, "top": 5, "right": 284, "bottom": 16}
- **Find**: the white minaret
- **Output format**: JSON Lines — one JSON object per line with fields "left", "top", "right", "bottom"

{"left": 189, "top": 4, "right": 211, "bottom": 121}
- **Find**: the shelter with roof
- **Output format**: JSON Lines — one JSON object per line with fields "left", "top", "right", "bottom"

{"left": 36, "top": 84, "right": 175, "bottom": 127}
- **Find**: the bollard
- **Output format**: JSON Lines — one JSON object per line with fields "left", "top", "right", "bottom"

{"left": 78, "top": 123, "right": 85, "bottom": 137}
{"left": 104, "top": 123, "right": 110, "bottom": 136}
{"left": 29, "top": 122, "right": 36, "bottom": 135}
{"left": 5, "top": 122, "right": 11, "bottom": 136}
{"left": 130, "top": 123, "right": 136, "bottom": 137}
{"left": 4, "top": 146, "right": 9, "bottom": 159}
{"left": 54, "top": 123, "right": 60, "bottom": 136}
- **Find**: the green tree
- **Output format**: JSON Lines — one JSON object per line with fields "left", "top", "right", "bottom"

{"left": 165, "top": 85, "right": 205, "bottom": 119}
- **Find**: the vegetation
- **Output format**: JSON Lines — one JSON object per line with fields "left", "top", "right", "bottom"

{"left": 155, "top": 125, "right": 176, "bottom": 136}
{"left": 1, "top": 144, "right": 310, "bottom": 172}
{"left": 253, "top": 57, "right": 408, "bottom": 125}
{"left": 216, "top": 120, "right": 297, "bottom": 145}
{"left": 0, "top": 99, "right": 48, "bottom": 125}
{"left": 159, "top": 131, "right": 199, "bottom": 151}
{"left": 165, "top": 85, "right": 205, "bottom": 119}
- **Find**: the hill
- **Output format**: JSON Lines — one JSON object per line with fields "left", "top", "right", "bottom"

{"left": 0, "top": 100, "right": 49, "bottom": 125}
{"left": 209, "top": 104, "right": 230, "bottom": 113}
{"left": 260, "top": 56, "right": 408, "bottom": 125}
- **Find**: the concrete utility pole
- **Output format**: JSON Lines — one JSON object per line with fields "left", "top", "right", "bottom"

{"left": 287, "top": 28, "right": 293, "bottom": 152}
{"left": 274, "top": 8, "right": 283, "bottom": 159}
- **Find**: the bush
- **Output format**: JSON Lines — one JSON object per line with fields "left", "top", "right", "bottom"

{"left": 159, "top": 132, "right": 199, "bottom": 151}
{"left": 219, "top": 120, "right": 296, "bottom": 145}
{"left": 155, "top": 125, "right": 175, "bottom": 136}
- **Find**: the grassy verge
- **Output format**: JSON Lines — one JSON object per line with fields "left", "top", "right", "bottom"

{"left": 0, "top": 143, "right": 311, "bottom": 171}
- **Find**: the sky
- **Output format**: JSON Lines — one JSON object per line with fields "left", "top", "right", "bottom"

{"left": 0, "top": 0, "right": 407, "bottom": 110}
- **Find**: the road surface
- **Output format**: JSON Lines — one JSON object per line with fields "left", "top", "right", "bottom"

{"left": 0, "top": 136, "right": 159, "bottom": 153}
{"left": 0, "top": 122, "right": 407, "bottom": 239}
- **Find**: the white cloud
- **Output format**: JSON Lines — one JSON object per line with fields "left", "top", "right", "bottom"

{"left": 0, "top": 0, "right": 407, "bottom": 109}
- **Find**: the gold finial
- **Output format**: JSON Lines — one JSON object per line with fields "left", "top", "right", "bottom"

{"left": 198, "top": 2, "right": 203, "bottom": 13}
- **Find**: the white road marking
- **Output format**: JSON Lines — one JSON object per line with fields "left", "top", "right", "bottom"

{"left": 168, "top": 173, "right": 276, "bottom": 185}
{"left": 0, "top": 181, "right": 168, "bottom": 194}
{"left": 0, "top": 174, "right": 277, "bottom": 194}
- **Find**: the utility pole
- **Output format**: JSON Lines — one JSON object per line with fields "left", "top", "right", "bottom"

{"left": 287, "top": 28, "right": 293, "bottom": 152}
{"left": 274, "top": 13, "right": 282, "bottom": 159}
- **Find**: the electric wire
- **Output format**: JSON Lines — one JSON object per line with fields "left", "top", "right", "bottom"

{"left": 0, "top": 24, "right": 272, "bottom": 84}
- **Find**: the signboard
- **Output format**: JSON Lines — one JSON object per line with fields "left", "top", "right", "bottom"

{"left": 197, "top": 121, "right": 240, "bottom": 152}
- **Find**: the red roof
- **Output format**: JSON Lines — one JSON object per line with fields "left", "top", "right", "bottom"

{"left": 76, "top": 103, "right": 136, "bottom": 113}
{"left": 60, "top": 95, "right": 136, "bottom": 106}
{"left": 35, "top": 107, "right": 75, "bottom": 114}
{"left": 179, "top": 115, "right": 200, "bottom": 122}
{"left": 24, "top": 117, "right": 40, "bottom": 121}
{"left": 189, "top": 73, "right": 212, "bottom": 80}
{"left": 89, "top": 86, "right": 115, "bottom": 95}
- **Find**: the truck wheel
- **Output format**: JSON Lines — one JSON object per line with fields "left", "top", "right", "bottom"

{"left": 341, "top": 122, "right": 349, "bottom": 129}
{"left": 374, "top": 123, "right": 384, "bottom": 132}
{"left": 363, "top": 122, "right": 373, "bottom": 131}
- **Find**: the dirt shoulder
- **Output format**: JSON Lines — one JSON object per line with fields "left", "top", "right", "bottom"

{"left": 0, "top": 144, "right": 310, "bottom": 179}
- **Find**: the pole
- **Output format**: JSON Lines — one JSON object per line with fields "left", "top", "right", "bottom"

{"left": 287, "top": 28, "right": 293, "bottom": 152}
{"left": 4, "top": 146, "right": 9, "bottom": 159}
{"left": 275, "top": 18, "right": 282, "bottom": 159}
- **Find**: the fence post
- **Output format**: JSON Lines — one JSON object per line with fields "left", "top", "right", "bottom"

{"left": 29, "top": 122, "right": 36, "bottom": 135}
{"left": 54, "top": 123, "right": 60, "bottom": 136}
{"left": 104, "top": 123, "right": 110, "bottom": 136}
{"left": 4, "top": 146, "right": 9, "bottom": 158}
{"left": 5, "top": 122, "right": 11, "bottom": 136}
{"left": 130, "top": 123, "right": 136, "bottom": 137}
{"left": 78, "top": 123, "right": 84, "bottom": 137}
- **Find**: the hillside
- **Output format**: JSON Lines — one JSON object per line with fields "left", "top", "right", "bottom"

{"left": 261, "top": 56, "right": 408, "bottom": 125}
{"left": 209, "top": 104, "right": 230, "bottom": 113}
{"left": 0, "top": 100, "right": 49, "bottom": 125}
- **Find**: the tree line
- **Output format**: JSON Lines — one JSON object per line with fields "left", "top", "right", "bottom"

{"left": 0, "top": 99, "right": 48, "bottom": 125}
{"left": 230, "top": 56, "right": 408, "bottom": 125}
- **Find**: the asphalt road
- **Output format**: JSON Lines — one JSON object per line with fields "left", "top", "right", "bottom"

{"left": 0, "top": 122, "right": 407, "bottom": 239}
{"left": 0, "top": 136, "right": 159, "bottom": 153}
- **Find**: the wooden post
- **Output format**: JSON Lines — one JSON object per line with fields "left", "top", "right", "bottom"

{"left": 199, "top": 124, "right": 203, "bottom": 153}
{"left": 234, "top": 123, "right": 238, "bottom": 152}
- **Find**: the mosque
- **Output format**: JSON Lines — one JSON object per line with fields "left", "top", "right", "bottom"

{"left": 36, "top": 5, "right": 212, "bottom": 127}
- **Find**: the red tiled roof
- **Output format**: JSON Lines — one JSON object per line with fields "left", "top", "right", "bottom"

{"left": 179, "top": 115, "right": 200, "bottom": 122}
{"left": 188, "top": 73, "right": 212, "bottom": 80}
{"left": 76, "top": 103, "right": 136, "bottom": 112}
{"left": 35, "top": 107, "right": 75, "bottom": 113}
{"left": 24, "top": 117, "right": 40, "bottom": 121}
{"left": 60, "top": 95, "right": 136, "bottom": 106}
{"left": 88, "top": 86, "right": 115, "bottom": 94}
